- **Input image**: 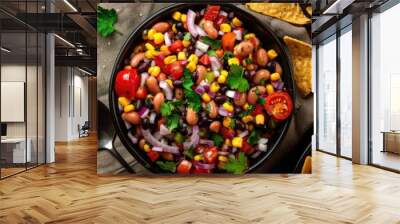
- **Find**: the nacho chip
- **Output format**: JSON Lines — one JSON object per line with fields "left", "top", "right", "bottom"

{"left": 246, "top": 3, "right": 311, "bottom": 25}
{"left": 283, "top": 36, "right": 312, "bottom": 97}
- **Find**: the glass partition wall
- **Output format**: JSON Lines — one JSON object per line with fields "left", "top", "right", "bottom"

{"left": 0, "top": 2, "right": 46, "bottom": 179}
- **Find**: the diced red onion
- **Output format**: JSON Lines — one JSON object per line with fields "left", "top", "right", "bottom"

{"left": 199, "top": 139, "right": 214, "bottom": 146}
{"left": 195, "top": 25, "right": 207, "bottom": 37}
{"left": 127, "top": 132, "right": 138, "bottom": 144}
{"left": 271, "top": 80, "right": 284, "bottom": 89}
{"left": 239, "top": 130, "right": 249, "bottom": 138}
{"left": 140, "top": 72, "right": 149, "bottom": 86}
{"left": 149, "top": 112, "right": 157, "bottom": 124}
{"left": 218, "top": 106, "right": 229, "bottom": 116}
{"left": 233, "top": 29, "right": 242, "bottom": 41}
{"left": 219, "top": 10, "right": 228, "bottom": 16}
{"left": 138, "top": 107, "right": 149, "bottom": 118}
{"left": 259, "top": 138, "right": 269, "bottom": 144}
{"left": 208, "top": 91, "right": 216, "bottom": 98}
{"left": 218, "top": 31, "right": 224, "bottom": 36}
{"left": 159, "top": 80, "right": 173, "bottom": 100}
{"left": 141, "top": 128, "right": 180, "bottom": 154}
{"left": 226, "top": 90, "right": 236, "bottom": 98}
{"left": 179, "top": 60, "right": 188, "bottom": 66}
{"left": 218, "top": 151, "right": 229, "bottom": 156}
{"left": 250, "top": 70, "right": 256, "bottom": 76}
{"left": 196, "top": 40, "right": 209, "bottom": 52}
{"left": 195, "top": 49, "right": 204, "bottom": 57}
{"left": 251, "top": 150, "right": 262, "bottom": 159}
{"left": 151, "top": 60, "right": 156, "bottom": 66}
{"left": 200, "top": 9, "right": 205, "bottom": 16}
{"left": 183, "top": 125, "right": 200, "bottom": 150}
{"left": 193, "top": 161, "right": 215, "bottom": 170}
{"left": 124, "top": 121, "right": 132, "bottom": 129}
{"left": 195, "top": 85, "right": 206, "bottom": 95}
{"left": 228, "top": 154, "right": 235, "bottom": 159}
{"left": 152, "top": 146, "right": 163, "bottom": 152}
{"left": 187, "top": 10, "right": 198, "bottom": 37}
{"left": 164, "top": 32, "right": 171, "bottom": 46}
{"left": 277, "top": 81, "right": 284, "bottom": 90}
{"left": 160, "top": 124, "right": 170, "bottom": 136}
{"left": 210, "top": 56, "right": 221, "bottom": 75}
{"left": 154, "top": 131, "right": 161, "bottom": 140}
{"left": 232, "top": 147, "right": 238, "bottom": 153}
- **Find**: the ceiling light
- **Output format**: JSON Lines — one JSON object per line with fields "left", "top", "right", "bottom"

{"left": 63, "top": 0, "right": 78, "bottom": 12}
{"left": 77, "top": 67, "right": 93, "bottom": 76}
{"left": 1, "top": 47, "right": 11, "bottom": 53}
{"left": 323, "top": 0, "right": 355, "bottom": 15}
{"left": 54, "top": 34, "right": 75, "bottom": 48}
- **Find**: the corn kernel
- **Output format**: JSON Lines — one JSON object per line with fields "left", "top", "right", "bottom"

{"left": 244, "top": 33, "right": 255, "bottom": 40}
{"left": 181, "top": 14, "right": 187, "bottom": 23}
{"left": 188, "top": 54, "right": 198, "bottom": 64}
{"left": 194, "top": 154, "right": 203, "bottom": 161}
{"left": 220, "top": 23, "right": 231, "bottom": 33}
{"left": 186, "top": 61, "right": 197, "bottom": 72}
{"left": 255, "top": 114, "right": 265, "bottom": 125}
{"left": 145, "top": 43, "right": 155, "bottom": 51}
{"left": 266, "top": 84, "right": 275, "bottom": 95}
{"left": 217, "top": 74, "right": 227, "bottom": 84}
{"left": 210, "top": 82, "right": 220, "bottom": 93}
{"left": 144, "top": 50, "right": 154, "bottom": 59}
{"left": 118, "top": 97, "right": 130, "bottom": 107}
{"left": 228, "top": 57, "right": 240, "bottom": 66}
{"left": 267, "top": 49, "right": 278, "bottom": 60}
{"left": 218, "top": 155, "right": 228, "bottom": 162}
{"left": 160, "top": 45, "right": 171, "bottom": 56}
{"left": 172, "top": 11, "right": 182, "bottom": 21}
{"left": 247, "top": 124, "right": 254, "bottom": 131}
{"left": 153, "top": 32, "right": 164, "bottom": 45}
{"left": 232, "top": 137, "right": 243, "bottom": 148}
{"left": 147, "top": 29, "right": 156, "bottom": 40}
{"left": 270, "top": 72, "right": 281, "bottom": 81}
{"left": 124, "top": 104, "right": 135, "bottom": 113}
{"left": 220, "top": 70, "right": 228, "bottom": 77}
{"left": 223, "top": 102, "right": 234, "bottom": 113}
{"left": 242, "top": 115, "right": 253, "bottom": 123}
{"left": 202, "top": 93, "right": 211, "bottom": 103}
{"left": 232, "top": 17, "right": 242, "bottom": 27}
{"left": 242, "top": 103, "right": 250, "bottom": 110}
{"left": 223, "top": 117, "right": 232, "bottom": 128}
{"left": 165, "top": 79, "right": 173, "bottom": 88}
{"left": 177, "top": 52, "right": 186, "bottom": 60}
{"left": 172, "top": 24, "right": 177, "bottom": 33}
{"left": 224, "top": 139, "right": 231, "bottom": 146}
{"left": 143, "top": 144, "right": 150, "bottom": 152}
{"left": 182, "top": 40, "right": 191, "bottom": 48}
{"left": 164, "top": 55, "right": 177, "bottom": 64}
{"left": 148, "top": 66, "right": 161, "bottom": 77}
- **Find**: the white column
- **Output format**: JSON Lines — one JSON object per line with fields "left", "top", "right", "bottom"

{"left": 352, "top": 14, "right": 369, "bottom": 164}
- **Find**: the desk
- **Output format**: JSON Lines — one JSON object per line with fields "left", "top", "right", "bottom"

{"left": 1, "top": 138, "right": 31, "bottom": 163}
{"left": 382, "top": 131, "right": 400, "bottom": 154}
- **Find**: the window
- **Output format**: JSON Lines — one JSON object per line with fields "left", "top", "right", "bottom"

{"left": 317, "top": 36, "right": 337, "bottom": 154}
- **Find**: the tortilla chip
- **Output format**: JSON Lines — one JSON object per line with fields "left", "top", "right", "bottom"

{"left": 283, "top": 36, "right": 312, "bottom": 97}
{"left": 246, "top": 3, "right": 311, "bottom": 25}
{"left": 306, "top": 6, "right": 312, "bottom": 16}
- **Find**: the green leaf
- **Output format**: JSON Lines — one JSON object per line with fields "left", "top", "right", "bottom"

{"left": 211, "top": 134, "right": 224, "bottom": 147}
{"left": 257, "top": 97, "right": 266, "bottom": 106}
{"left": 160, "top": 100, "right": 183, "bottom": 117}
{"left": 97, "top": 6, "right": 118, "bottom": 38}
{"left": 223, "top": 51, "right": 234, "bottom": 61}
{"left": 201, "top": 36, "right": 221, "bottom": 50}
{"left": 207, "top": 50, "right": 217, "bottom": 57}
{"left": 183, "top": 32, "right": 191, "bottom": 41}
{"left": 248, "top": 130, "right": 260, "bottom": 145}
{"left": 183, "top": 69, "right": 201, "bottom": 112}
{"left": 166, "top": 114, "right": 180, "bottom": 131}
{"left": 223, "top": 152, "right": 248, "bottom": 174}
{"left": 183, "top": 148, "right": 194, "bottom": 159}
{"left": 156, "top": 161, "right": 177, "bottom": 173}
{"left": 227, "top": 65, "right": 249, "bottom": 92}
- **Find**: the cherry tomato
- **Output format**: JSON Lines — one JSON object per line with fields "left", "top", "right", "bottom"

{"left": 154, "top": 55, "right": 165, "bottom": 68}
{"left": 164, "top": 61, "right": 184, "bottom": 80}
{"left": 214, "top": 14, "right": 227, "bottom": 27}
{"left": 241, "top": 138, "right": 254, "bottom": 154}
{"left": 114, "top": 68, "right": 140, "bottom": 100}
{"left": 169, "top": 40, "right": 184, "bottom": 53}
{"left": 203, "top": 5, "right": 220, "bottom": 21}
{"left": 199, "top": 54, "right": 210, "bottom": 66}
{"left": 264, "top": 92, "right": 293, "bottom": 121}
{"left": 192, "top": 167, "right": 212, "bottom": 174}
{"left": 177, "top": 160, "right": 192, "bottom": 174}
{"left": 203, "top": 146, "right": 218, "bottom": 163}
{"left": 221, "top": 127, "right": 235, "bottom": 139}
{"left": 251, "top": 104, "right": 264, "bottom": 116}
{"left": 147, "top": 151, "right": 159, "bottom": 162}
{"left": 136, "top": 86, "right": 148, "bottom": 99}
{"left": 222, "top": 32, "right": 236, "bottom": 51}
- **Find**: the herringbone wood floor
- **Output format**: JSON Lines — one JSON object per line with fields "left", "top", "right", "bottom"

{"left": 0, "top": 135, "right": 399, "bottom": 224}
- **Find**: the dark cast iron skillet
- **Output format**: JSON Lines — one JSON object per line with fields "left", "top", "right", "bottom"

{"left": 109, "top": 3, "right": 296, "bottom": 174}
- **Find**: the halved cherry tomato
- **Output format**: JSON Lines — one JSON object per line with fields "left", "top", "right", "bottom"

{"left": 164, "top": 61, "right": 184, "bottom": 80}
{"left": 136, "top": 86, "right": 148, "bottom": 99}
{"left": 251, "top": 104, "right": 264, "bottom": 116}
{"left": 115, "top": 68, "right": 140, "bottom": 100}
{"left": 221, "top": 127, "right": 235, "bottom": 139}
{"left": 147, "top": 151, "right": 159, "bottom": 162}
{"left": 241, "top": 138, "right": 254, "bottom": 154}
{"left": 203, "top": 5, "right": 220, "bottom": 21}
{"left": 177, "top": 159, "right": 192, "bottom": 174}
{"left": 264, "top": 92, "right": 293, "bottom": 121}
{"left": 154, "top": 54, "right": 165, "bottom": 68}
{"left": 199, "top": 54, "right": 210, "bottom": 66}
{"left": 222, "top": 32, "right": 236, "bottom": 51}
{"left": 169, "top": 40, "right": 184, "bottom": 53}
{"left": 203, "top": 146, "right": 218, "bottom": 163}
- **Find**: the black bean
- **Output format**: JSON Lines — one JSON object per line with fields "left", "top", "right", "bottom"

{"left": 220, "top": 86, "right": 228, "bottom": 93}
{"left": 228, "top": 12, "right": 234, "bottom": 19}
{"left": 142, "top": 119, "right": 151, "bottom": 129}
{"left": 176, "top": 22, "right": 185, "bottom": 32}
{"left": 137, "top": 60, "right": 150, "bottom": 73}
{"left": 236, "top": 121, "right": 245, "bottom": 130}
{"left": 266, "top": 61, "right": 276, "bottom": 73}
{"left": 215, "top": 95, "right": 227, "bottom": 104}
{"left": 175, "top": 31, "right": 184, "bottom": 40}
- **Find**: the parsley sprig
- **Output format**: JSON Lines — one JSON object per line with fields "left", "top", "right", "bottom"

{"left": 156, "top": 161, "right": 177, "bottom": 173}
{"left": 223, "top": 152, "right": 248, "bottom": 174}
{"left": 183, "top": 69, "right": 201, "bottom": 112}
{"left": 97, "top": 6, "right": 120, "bottom": 37}
{"left": 227, "top": 65, "right": 249, "bottom": 92}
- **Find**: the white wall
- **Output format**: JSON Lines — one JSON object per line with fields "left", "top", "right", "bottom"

{"left": 54, "top": 66, "right": 89, "bottom": 141}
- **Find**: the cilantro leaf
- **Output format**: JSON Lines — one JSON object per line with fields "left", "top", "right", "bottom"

{"left": 160, "top": 100, "right": 183, "bottom": 117}
{"left": 223, "top": 51, "right": 234, "bottom": 61}
{"left": 201, "top": 36, "right": 221, "bottom": 50}
{"left": 183, "top": 32, "right": 191, "bottom": 41}
{"left": 257, "top": 97, "right": 266, "bottom": 106}
{"left": 227, "top": 65, "right": 249, "bottom": 92}
{"left": 248, "top": 130, "right": 260, "bottom": 145}
{"left": 223, "top": 152, "right": 248, "bottom": 174}
{"left": 166, "top": 114, "right": 180, "bottom": 131}
{"left": 156, "top": 161, "right": 177, "bottom": 173}
{"left": 211, "top": 134, "right": 224, "bottom": 147}
{"left": 183, "top": 69, "right": 201, "bottom": 112}
{"left": 183, "top": 148, "right": 194, "bottom": 159}
{"left": 97, "top": 6, "right": 118, "bottom": 37}
{"left": 207, "top": 50, "right": 217, "bottom": 57}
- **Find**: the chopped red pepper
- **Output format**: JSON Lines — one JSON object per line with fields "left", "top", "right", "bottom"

{"left": 169, "top": 40, "right": 184, "bottom": 53}
{"left": 199, "top": 54, "right": 210, "bottom": 66}
{"left": 251, "top": 104, "right": 264, "bottom": 116}
{"left": 203, "top": 5, "right": 220, "bottom": 21}
{"left": 147, "top": 151, "right": 159, "bottom": 162}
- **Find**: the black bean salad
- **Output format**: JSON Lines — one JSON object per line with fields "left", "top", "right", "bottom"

{"left": 114, "top": 5, "right": 293, "bottom": 174}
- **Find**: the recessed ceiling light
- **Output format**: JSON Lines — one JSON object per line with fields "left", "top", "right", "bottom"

{"left": 54, "top": 34, "right": 75, "bottom": 48}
